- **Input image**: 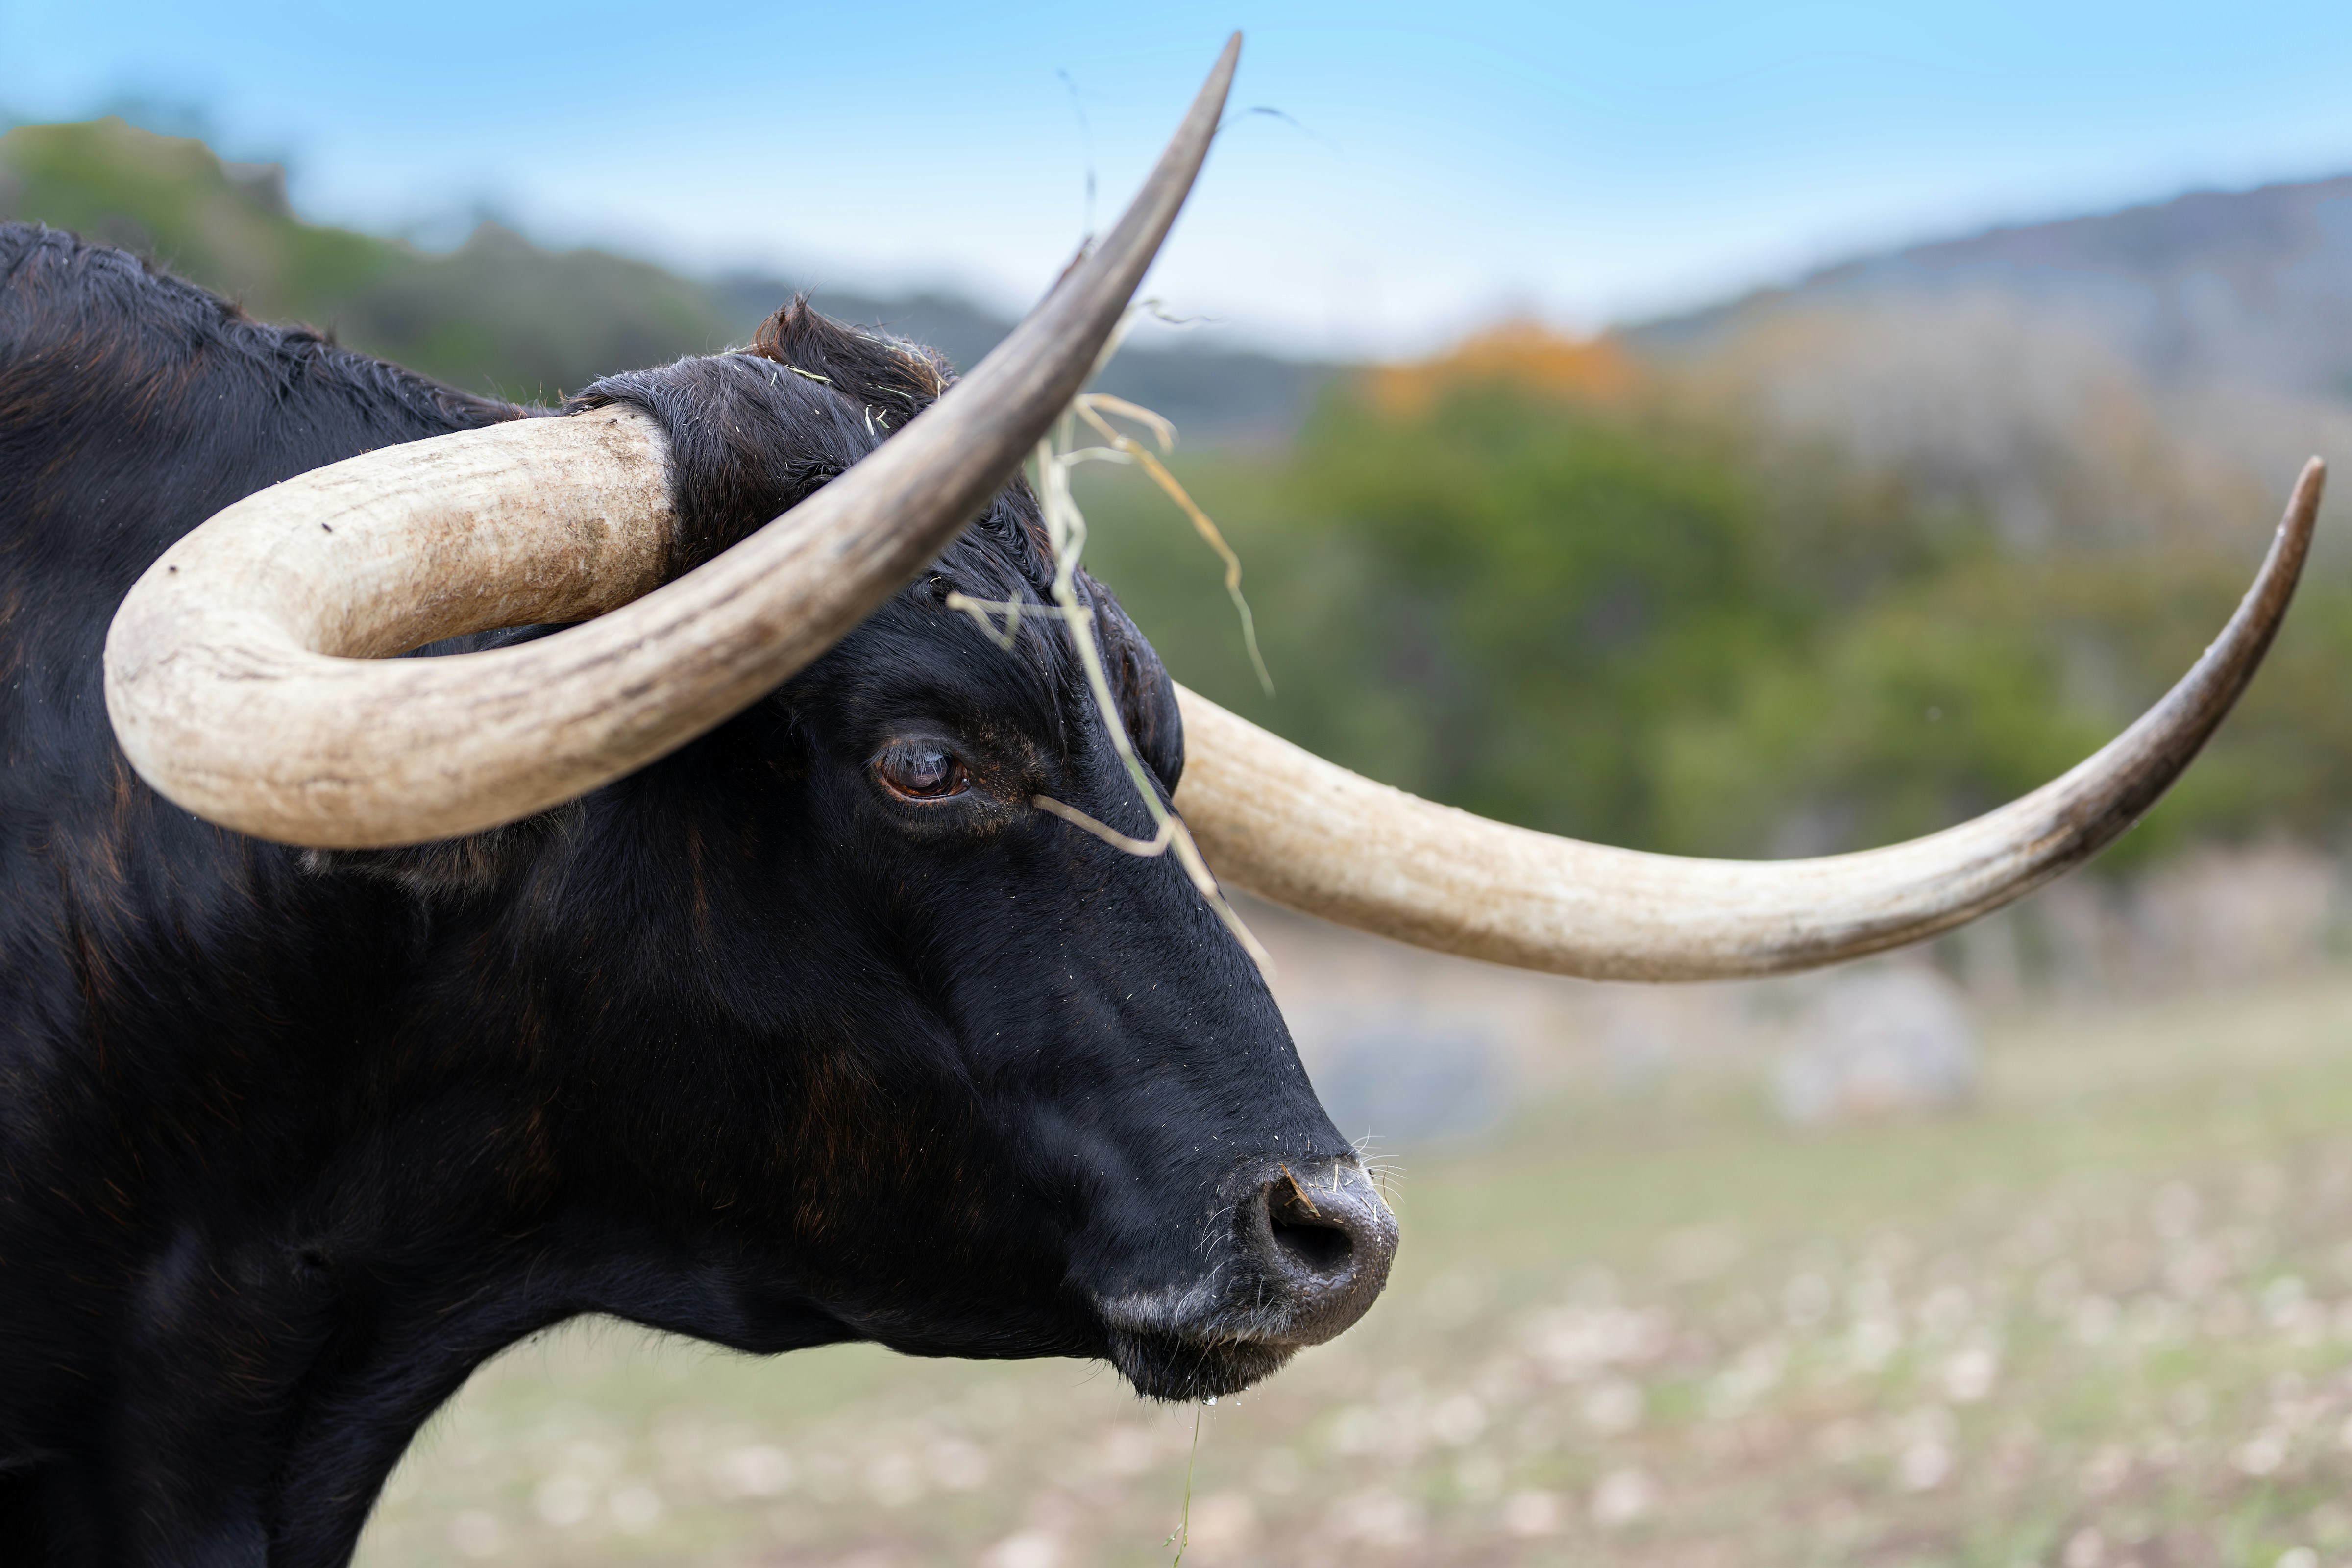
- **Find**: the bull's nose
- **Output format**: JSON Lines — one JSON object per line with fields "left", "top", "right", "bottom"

{"left": 1248, "top": 1158, "right": 1398, "bottom": 1345}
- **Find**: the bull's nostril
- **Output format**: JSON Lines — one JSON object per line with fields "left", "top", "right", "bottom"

{"left": 1270, "top": 1212, "right": 1352, "bottom": 1275}
{"left": 1266, "top": 1176, "right": 1356, "bottom": 1279}
{"left": 1157, "top": 1158, "right": 1395, "bottom": 1356}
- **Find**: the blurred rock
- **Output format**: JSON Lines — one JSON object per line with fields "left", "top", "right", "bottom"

{"left": 1307, "top": 1018, "right": 1506, "bottom": 1150}
{"left": 2129, "top": 841, "right": 2342, "bottom": 988}
{"left": 1938, "top": 842, "right": 2348, "bottom": 1005}
{"left": 1776, "top": 964, "right": 1978, "bottom": 1125}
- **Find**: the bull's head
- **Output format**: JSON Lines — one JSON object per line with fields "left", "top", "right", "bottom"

{"left": 98, "top": 37, "right": 2319, "bottom": 1401}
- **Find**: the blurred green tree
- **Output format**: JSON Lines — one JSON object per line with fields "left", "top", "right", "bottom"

{"left": 1082, "top": 327, "right": 2349, "bottom": 863}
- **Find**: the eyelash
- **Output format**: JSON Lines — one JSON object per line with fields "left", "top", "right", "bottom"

{"left": 872, "top": 741, "right": 971, "bottom": 802}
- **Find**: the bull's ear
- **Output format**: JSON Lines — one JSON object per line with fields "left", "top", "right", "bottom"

{"left": 1085, "top": 574, "right": 1184, "bottom": 793}
{"left": 744, "top": 297, "right": 951, "bottom": 416}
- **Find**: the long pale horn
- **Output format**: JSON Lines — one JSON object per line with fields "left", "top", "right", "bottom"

{"left": 104, "top": 37, "right": 1243, "bottom": 849}
{"left": 1174, "top": 459, "right": 2323, "bottom": 981}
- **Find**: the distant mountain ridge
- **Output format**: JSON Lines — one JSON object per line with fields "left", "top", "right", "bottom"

{"left": 1629, "top": 172, "right": 2352, "bottom": 553}
{"left": 0, "top": 117, "right": 1334, "bottom": 444}
{"left": 1642, "top": 172, "right": 2352, "bottom": 401}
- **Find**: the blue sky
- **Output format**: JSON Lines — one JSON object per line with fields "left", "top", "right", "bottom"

{"left": 8, "top": 2, "right": 2352, "bottom": 355}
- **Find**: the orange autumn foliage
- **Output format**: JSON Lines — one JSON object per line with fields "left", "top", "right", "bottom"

{"left": 1362, "top": 320, "right": 1641, "bottom": 416}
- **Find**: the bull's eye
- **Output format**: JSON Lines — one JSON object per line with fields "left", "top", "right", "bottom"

{"left": 873, "top": 741, "right": 969, "bottom": 801}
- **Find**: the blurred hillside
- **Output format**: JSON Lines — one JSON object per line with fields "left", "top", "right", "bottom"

{"left": 1654, "top": 174, "right": 2352, "bottom": 399}
{"left": 1634, "top": 174, "right": 2352, "bottom": 556}
{"left": 0, "top": 118, "right": 1333, "bottom": 440}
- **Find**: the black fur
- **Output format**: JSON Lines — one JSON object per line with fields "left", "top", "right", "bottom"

{"left": 0, "top": 224, "right": 1366, "bottom": 1565}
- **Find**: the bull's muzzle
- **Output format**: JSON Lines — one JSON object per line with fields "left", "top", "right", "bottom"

{"left": 1242, "top": 1157, "right": 1397, "bottom": 1348}
{"left": 1094, "top": 1152, "right": 1398, "bottom": 1400}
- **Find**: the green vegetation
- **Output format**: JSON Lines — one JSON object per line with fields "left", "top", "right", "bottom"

{"left": 1080, "top": 342, "right": 2352, "bottom": 862}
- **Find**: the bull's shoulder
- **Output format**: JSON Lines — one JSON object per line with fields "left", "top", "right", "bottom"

{"left": 1, "top": 219, "right": 517, "bottom": 439}
{"left": 0, "top": 221, "right": 523, "bottom": 580}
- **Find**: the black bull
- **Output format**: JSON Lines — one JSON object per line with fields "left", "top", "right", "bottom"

{"left": 0, "top": 222, "right": 1396, "bottom": 1564}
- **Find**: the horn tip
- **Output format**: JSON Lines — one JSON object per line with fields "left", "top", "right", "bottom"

{"left": 2286, "top": 457, "right": 2327, "bottom": 539}
{"left": 1201, "top": 34, "right": 1242, "bottom": 103}
{"left": 1208, "top": 34, "right": 1243, "bottom": 102}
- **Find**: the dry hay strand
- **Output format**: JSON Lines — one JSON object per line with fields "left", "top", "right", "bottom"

{"left": 1027, "top": 392, "right": 1273, "bottom": 977}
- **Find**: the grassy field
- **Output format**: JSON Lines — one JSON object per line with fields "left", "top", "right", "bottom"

{"left": 358, "top": 971, "right": 2352, "bottom": 1568}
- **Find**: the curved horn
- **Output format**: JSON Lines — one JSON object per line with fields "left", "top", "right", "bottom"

{"left": 103, "top": 37, "right": 1243, "bottom": 849}
{"left": 1173, "top": 459, "right": 2324, "bottom": 981}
